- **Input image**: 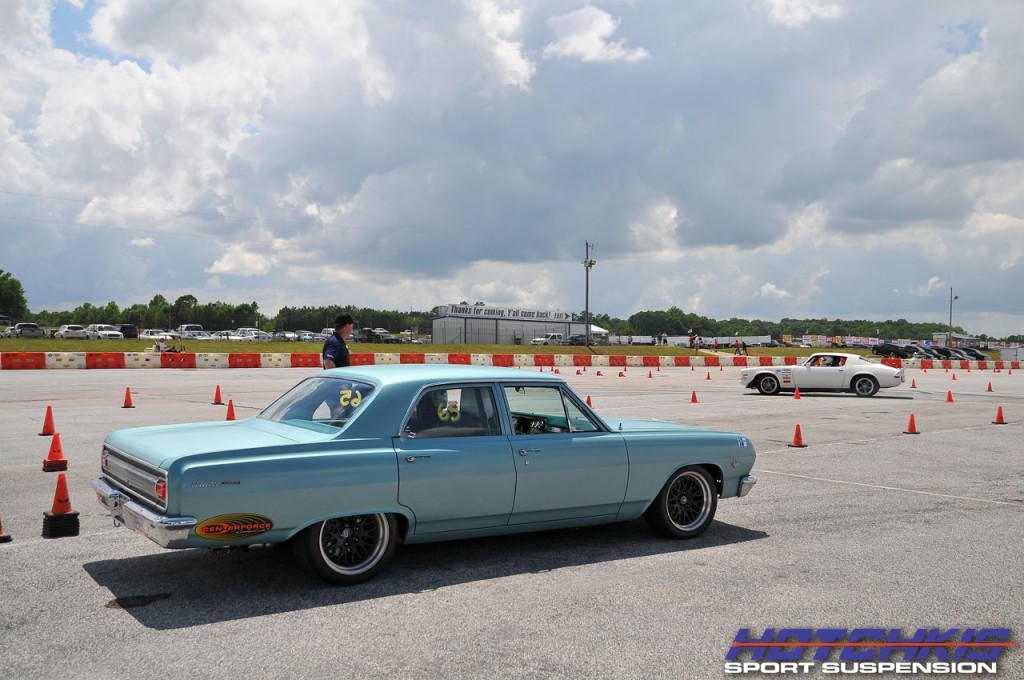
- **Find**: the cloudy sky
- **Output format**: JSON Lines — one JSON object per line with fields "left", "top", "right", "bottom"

{"left": 2, "top": 0, "right": 1022, "bottom": 336}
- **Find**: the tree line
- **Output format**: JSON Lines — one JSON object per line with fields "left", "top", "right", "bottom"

{"left": 1, "top": 271, "right": 1019, "bottom": 342}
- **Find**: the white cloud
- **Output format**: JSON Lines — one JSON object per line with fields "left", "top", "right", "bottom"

{"left": 130, "top": 237, "right": 156, "bottom": 248}
{"left": 543, "top": 7, "right": 649, "bottom": 63}
{"left": 764, "top": 0, "right": 842, "bottom": 28}
{"left": 910, "top": 276, "right": 946, "bottom": 297}
{"left": 759, "top": 283, "right": 792, "bottom": 300}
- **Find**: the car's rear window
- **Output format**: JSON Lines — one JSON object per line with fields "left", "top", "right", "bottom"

{"left": 258, "top": 377, "right": 377, "bottom": 433}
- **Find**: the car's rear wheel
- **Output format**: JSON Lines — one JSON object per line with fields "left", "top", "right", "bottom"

{"left": 851, "top": 375, "right": 879, "bottom": 397}
{"left": 295, "top": 513, "right": 398, "bottom": 585}
{"left": 644, "top": 466, "right": 718, "bottom": 539}
{"left": 756, "top": 374, "right": 781, "bottom": 395}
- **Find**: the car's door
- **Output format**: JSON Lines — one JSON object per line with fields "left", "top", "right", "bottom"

{"left": 797, "top": 356, "right": 846, "bottom": 389}
{"left": 501, "top": 384, "right": 628, "bottom": 524}
{"left": 394, "top": 384, "right": 516, "bottom": 534}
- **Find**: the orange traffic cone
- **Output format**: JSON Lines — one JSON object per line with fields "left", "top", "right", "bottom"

{"left": 42, "top": 433, "right": 69, "bottom": 472}
{"left": 987, "top": 382, "right": 993, "bottom": 393}
{"left": 226, "top": 400, "right": 236, "bottom": 421}
{"left": 576, "top": 369, "right": 582, "bottom": 375}
{"left": 586, "top": 395, "right": 592, "bottom": 407}
{"left": 952, "top": 373, "right": 957, "bottom": 381}
{"left": 554, "top": 369, "right": 560, "bottom": 374}
{"left": 212, "top": 385, "right": 224, "bottom": 405}
{"left": 720, "top": 365, "right": 723, "bottom": 372}
{"left": 793, "top": 387, "right": 801, "bottom": 400}
{"left": 42, "top": 473, "right": 79, "bottom": 538}
{"left": 946, "top": 390, "right": 954, "bottom": 403}
{"left": 617, "top": 371, "right": 626, "bottom": 377}
{"left": 596, "top": 371, "right": 603, "bottom": 377}
{"left": 904, "top": 414, "right": 920, "bottom": 435}
{"left": 690, "top": 390, "right": 699, "bottom": 403}
{"left": 993, "top": 406, "right": 1007, "bottom": 425}
{"left": 122, "top": 387, "right": 135, "bottom": 409}
{"left": 39, "top": 405, "right": 55, "bottom": 436}
{"left": 0, "top": 513, "right": 12, "bottom": 543}
{"left": 788, "top": 424, "right": 808, "bottom": 448}
{"left": 910, "top": 379, "right": 917, "bottom": 389}
{"left": 648, "top": 370, "right": 652, "bottom": 378}
{"left": 706, "top": 372, "right": 711, "bottom": 380}
{"left": 691, "top": 365, "right": 694, "bottom": 371}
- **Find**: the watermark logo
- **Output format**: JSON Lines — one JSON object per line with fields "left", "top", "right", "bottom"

{"left": 724, "top": 628, "right": 1015, "bottom": 675}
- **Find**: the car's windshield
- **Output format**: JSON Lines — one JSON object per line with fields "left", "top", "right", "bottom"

{"left": 258, "top": 376, "right": 377, "bottom": 433}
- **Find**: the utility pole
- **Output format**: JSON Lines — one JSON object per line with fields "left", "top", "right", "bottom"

{"left": 583, "top": 241, "right": 597, "bottom": 346}
{"left": 948, "top": 287, "right": 958, "bottom": 347}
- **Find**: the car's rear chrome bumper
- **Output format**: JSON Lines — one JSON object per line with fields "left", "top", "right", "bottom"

{"left": 738, "top": 474, "right": 757, "bottom": 497}
{"left": 91, "top": 478, "right": 196, "bottom": 549}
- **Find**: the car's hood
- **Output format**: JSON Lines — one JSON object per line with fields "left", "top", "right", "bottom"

{"left": 601, "top": 417, "right": 700, "bottom": 433}
{"left": 104, "top": 418, "right": 318, "bottom": 469}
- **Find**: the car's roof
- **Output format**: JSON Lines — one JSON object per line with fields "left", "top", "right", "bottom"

{"left": 323, "top": 364, "right": 564, "bottom": 387}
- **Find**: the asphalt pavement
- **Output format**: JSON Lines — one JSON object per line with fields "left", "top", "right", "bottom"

{"left": 1, "top": 365, "right": 1021, "bottom": 679}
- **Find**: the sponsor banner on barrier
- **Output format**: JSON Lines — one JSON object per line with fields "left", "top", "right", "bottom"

{"left": 124, "top": 352, "right": 162, "bottom": 368}
{"left": 195, "top": 353, "right": 230, "bottom": 368}
{"left": 45, "top": 352, "right": 86, "bottom": 369}
{"left": 259, "top": 353, "right": 292, "bottom": 368}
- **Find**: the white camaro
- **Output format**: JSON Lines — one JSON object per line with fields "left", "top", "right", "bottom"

{"left": 739, "top": 352, "right": 905, "bottom": 397}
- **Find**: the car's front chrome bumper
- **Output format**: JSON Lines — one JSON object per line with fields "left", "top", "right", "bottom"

{"left": 91, "top": 478, "right": 196, "bottom": 549}
{"left": 738, "top": 474, "right": 757, "bottom": 497}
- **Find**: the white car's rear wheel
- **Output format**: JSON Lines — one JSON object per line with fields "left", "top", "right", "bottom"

{"left": 852, "top": 375, "right": 879, "bottom": 397}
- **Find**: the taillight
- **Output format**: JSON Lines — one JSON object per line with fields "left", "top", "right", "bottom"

{"left": 155, "top": 478, "right": 167, "bottom": 503}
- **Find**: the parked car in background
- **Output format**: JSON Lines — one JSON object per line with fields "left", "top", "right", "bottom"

{"left": 567, "top": 334, "right": 588, "bottom": 346}
{"left": 183, "top": 330, "right": 214, "bottom": 341}
{"left": 272, "top": 330, "right": 298, "bottom": 342}
{"left": 84, "top": 324, "right": 124, "bottom": 340}
{"left": 295, "top": 330, "right": 320, "bottom": 342}
{"left": 237, "top": 329, "right": 271, "bottom": 342}
{"left": 210, "top": 330, "right": 245, "bottom": 341}
{"left": 9, "top": 322, "right": 46, "bottom": 338}
{"left": 91, "top": 365, "right": 758, "bottom": 585}
{"left": 115, "top": 324, "right": 138, "bottom": 339}
{"left": 740, "top": 352, "right": 905, "bottom": 397}
{"left": 961, "top": 347, "right": 988, "bottom": 361}
{"left": 871, "top": 342, "right": 913, "bottom": 359}
{"left": 530, "top": 333, "right": 565, "bottom": 345}
{"left": 55, "top": 324, "right": 89, "bottom": 339}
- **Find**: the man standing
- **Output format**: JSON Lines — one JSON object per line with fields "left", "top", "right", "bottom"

{"left": 322, "top": 313, "right": 354, "bottom": 368}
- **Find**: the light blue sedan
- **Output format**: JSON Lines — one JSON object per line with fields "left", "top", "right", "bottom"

{"left": 92, "top": 365, "right": 757, "bottom": 584}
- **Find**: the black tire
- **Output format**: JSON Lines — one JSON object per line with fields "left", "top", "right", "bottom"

{"left": 644, "top": 466, "right": 718, "bottom": 539}
{"left": 294, "top": 513, "right": 399, "bottom": 585}
{"left": 851, "top": 375, "right": 879, "bottom": 397}
{"left": 756, "top": 374, "right": 781, "bottom": 395}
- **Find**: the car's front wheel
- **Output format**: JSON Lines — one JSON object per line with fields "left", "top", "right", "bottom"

{"left": 756, "top": 374, "right": 782, "bottom": 395}
{"left": 644, "top": 466, "right": 718, "bottom": 539}
{"left": 851, "top": 375, "right": 880, "bottom": 397}
{"left": 294, "top": 513, "right": 399, "bottom": 585}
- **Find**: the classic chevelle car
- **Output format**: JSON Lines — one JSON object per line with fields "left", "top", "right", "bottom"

{"left": 739, "top": 352, "right": 905, "bottom": 397}
{"left": 93, "top": 365, "right": 757, "bottom": 584}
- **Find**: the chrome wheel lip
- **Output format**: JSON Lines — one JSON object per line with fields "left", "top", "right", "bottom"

{"left": 318, "top": 513, "right": 390, "bottom": 576}
{"left": 665, "top": 471, "right": 712, "bottom": 531}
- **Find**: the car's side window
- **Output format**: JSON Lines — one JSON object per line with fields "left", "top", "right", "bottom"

{"left": 502, "top": 385, "right": 600, "bottom": 434}
{"left": 406, "top": 386, "right": 501, "bottom": 439}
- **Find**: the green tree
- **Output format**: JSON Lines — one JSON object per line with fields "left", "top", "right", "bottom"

{"left": 0, "top": 270, "right": 29, "bottom": 320}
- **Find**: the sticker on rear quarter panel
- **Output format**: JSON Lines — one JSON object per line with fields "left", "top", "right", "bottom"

{"left": 196, "top": 513, "right": 274, "bottom": 540}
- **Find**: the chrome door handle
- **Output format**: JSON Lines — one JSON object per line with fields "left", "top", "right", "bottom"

{"left": 518, "top": 449, "right": 540, "bottom": 456}
{"left": 405, "top": 455, "right": 432, "bottom": 463}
